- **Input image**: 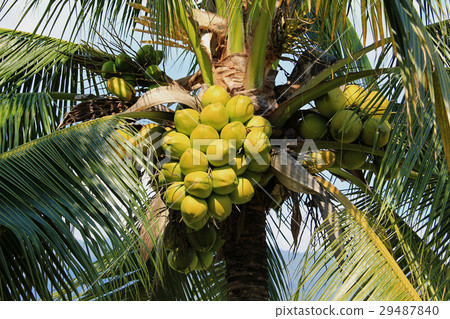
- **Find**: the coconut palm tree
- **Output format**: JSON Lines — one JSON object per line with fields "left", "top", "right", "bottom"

{"left": 0, "top": 0, "right": 449, "bottom": 301}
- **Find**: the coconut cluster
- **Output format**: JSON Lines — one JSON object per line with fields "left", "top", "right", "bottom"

{"left": 101, "top": 44, "right": 165, "bottom": 101}
{"left": 297, "top": 84, "right": 393, "bottom": 170}
{"left": 156, "top": 85, "right": 273, "bottom": 273}
{"left": 163, "top": 222, "right": 225, "bottom": 274}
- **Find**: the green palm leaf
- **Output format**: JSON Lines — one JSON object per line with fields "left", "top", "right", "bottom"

{"left": 0, "top": 116, "right": 157, "bottom": 300}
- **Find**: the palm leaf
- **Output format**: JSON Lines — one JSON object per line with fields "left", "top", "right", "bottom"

{"left": 2, "top": 0, "right": 144, "bottom": 40}
{"left": 0, "top": 116, "right": 157, "bottom": 300}
{"left": 0, "top": 28, "right": 110, "bottom": 152}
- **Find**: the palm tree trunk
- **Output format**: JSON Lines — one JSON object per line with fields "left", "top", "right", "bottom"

{"left": 223, "top": 191, "right": 268, "bottom": 301}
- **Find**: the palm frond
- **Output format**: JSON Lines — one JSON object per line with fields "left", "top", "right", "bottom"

{"left": 0, "top": 116, "right": 157, "bottom": 300}
{"left": 1, "top": 0, "right": 144, "bottom": 40}
{"left": 293, "top": 208, "right": 419, "bottom": 300}
{"left": 383, "top": 1, "right": 450, "bottom": 169}
{"left": 0, "top": 28, "right": 112, "bottom": 152}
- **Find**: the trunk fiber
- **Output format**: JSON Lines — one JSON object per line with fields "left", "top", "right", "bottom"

{"left": 223, "top": 192, "right": 268, "bottom": 300}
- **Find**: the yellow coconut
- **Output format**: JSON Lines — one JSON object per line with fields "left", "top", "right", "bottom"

{"left": 241, "top": 170, "right": 262, "bottom": 185}
{"left": 301, "top": 150, "right": 335, "bottom": 174}
{"left": 161, "top": 131, "right": 191, "bottom": 158}
{"left": 113, "top": 127, "right": 136, "bottom": 159}
{"left": 211, "top": 166, "right": 239, "bottom": 195}
{"left": 187, "top": 225, "right": 217, "bottom": 252}
{"left": 230, "top": 177, "right": 255, "bottom": 204}
{"left": 359, "top": 91, "right": 390, "bottom": 117}
{"left": 200, "top": 103, "right": 229, "bottom": 131}
{"left": 206, "top": 139, "right": 235, "bottom": 167}
{"left": 226, "top": 95, "right": 254, "bottom": 123}
{"left": 298, "top": 113, "right": 328, "bottom": 139}
{"left": 315, "top": 87, "right": 347, "bottom": 118}
{"left": 190, "top": 124, "right": 220, "bottom": 152}
{"left": 181, "top": 195, "right": 208, "bottom": 224}
{"left": 207, "top": 193, "right": 232, "bottom": 222}
{"left": 246, "top": 115, "right": 272, "bottom": 137}
{"left": 229, "top": 153, "right": 250, "bottom": 175}
{"left": 167, "top": 247, "right": 198, "bottom": 274}
{"left": 194, "top": 251, "right": 214, "bottom": 270}
{"left": 107, "top": 77, "right": 136, "bottom": 101}
{"left": 344, "top": 84, "right": 368, "bottom": 107}
{"left": 220, "top": 121, "right": 247, "bottom": 149}
{"left": 330, "top": 110, "right": 362, "bottom": 143}
{"left": 164, "top": 182, "right": 186, "bottom": 210}
{"left": 243, "top": 131, "right": 271, "bottom": 157}
{"left": 158, "top": 161, "right": 183, "bottom": 184}
{"left": 201, "top": 85, "right": 231, "bottom": 107}
{"left": 174, "top": 108, "right": 200, "bottom": 136}
{"left": 179, "top": 148, "right": 209, "bottom": 175}
{"left": 184, "top": 171, "right": 213, "bottom": 199}
{"left": 247, "top": 151, "right": 271, "bottom": 173}
{"left": 361, "top": 117, "right": 391, "bottom": 148}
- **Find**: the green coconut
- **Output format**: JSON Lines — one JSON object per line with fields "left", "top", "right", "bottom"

{"left": 226, "top": 95, "right": 254, "bottom": 123}
{"left": 101, "top": 61, "right": 117, "bottom": 79}
{"left": 184, "top": 171, "right": 213, "bottom": 199}
{"left": 344, "top": 84, "right": 368, "bottom": 107}
{"left": 107, "top": 77, "right": 135, "bottom": 101}
{"left": 158, "top": 161, "right": 183, "bottom": 184}
{"left": 181, "top": 195, "right": 208, "bottom": 224}
{"left": 115, "top": 52, "right": 133, "bottom": 72}
{"left": 362, "top": 117, "right": 391, "bottom": 148}
{"left": 144, "top": 65, "right": 163, "bottom": 81}
{"left": 243, "top": 131, "right": 271, "bottom": 157}
{"left": 187, "top": 225, "right": 217, "bottom": 252}
{"left": 174, "top": 108, "right": 200, "bottom": 136}
{"left": 136, "top": 44, "right": 157, "bottom": 67}
{"left": 315, "top": 87, "right": 347, "bottom": 118}
{"left": 155, "top": 50, "right": 165, "bottom": 65}
{"left": 211, "top": 166, "right": 238, "bottom": 195}
{"left": 247, "top": 151, "right": 271, "bottom": 173}
{"left": 194, "top": 251, "right": 214, "bottom": 270}
{"left": 183, "top": 214, "right": 209, "bottom": 231}
{"left": 190, "top": 124, "right": 220, "bottom": 152}
{"left": 167, "top": 247, "right": 198, "bottom": 274}
{"left": 246, "top": 115, "right": 272, "bottom": 137}
{"left": 161, "top": 131, "right": 191, "bottom": 158}
{"left": 206, "top": 139, "right": 235, "bottom": 167}
{"left": 207, "top": 193, "right": 232, "bottom": 222}
{"left": 241, "top": 170, "right": 262, "bottom": 185}
{"left": 220, "top": 121, "right": 247, "bottom": 149}
{"left": 164, "top": 182, "right": 186, "bottom": 210}
{"left": 298, "top": 113, "right": 328, "bottom": 139}
{"left": 200, "top": 103, "right": 229, "bottom": 131}
{"left": 201, "top": 85, "right": 230, "bottom": 107}
{"left": 229, "top": 153, "right": 250, "bottom": 175}
{"left": 211, "top": 236, "right": 225, "bottom": 251}
{"left": 335, "top": 150, "right": 367, "bottom": 169}
{"left": 259, "top": 171, "right": 274, "bottom": 187}
{"left": 330, "top": 110, "right": 363, "bottom": 143}
{"left": 230, "top": 177, "right": 255, "bottom": 204}
{"left": 179, "top": 148, "right": 209, "bottom": 175}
